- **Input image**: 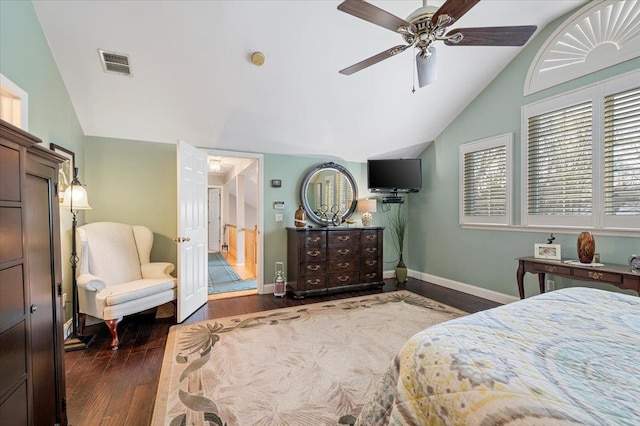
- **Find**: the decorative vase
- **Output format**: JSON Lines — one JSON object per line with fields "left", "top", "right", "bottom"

{"left": 294, "top": 205, "right": 306, "bottom": 228}
{"left": 577, "top": 231, "right": 595, "bottom": 263}
{"left": 395, "top": 255, "right": 408, "bottom": 283}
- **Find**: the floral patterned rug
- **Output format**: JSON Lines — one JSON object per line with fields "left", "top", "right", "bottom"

{"left": 152, "top": 291, "right": 466, "bottom": 426}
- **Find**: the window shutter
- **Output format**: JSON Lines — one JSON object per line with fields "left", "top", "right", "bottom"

{"left": 604, "top": 87, "right": 640, "bottom": 216}
{"left": 464, "top": 146, "right": 507, "bottom": 216}
{"left": 527, "top": 101, "right": 592, "bottom": 215}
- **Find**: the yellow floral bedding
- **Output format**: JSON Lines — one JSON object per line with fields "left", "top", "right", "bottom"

{"left": 356, "top": 287, "right": 640, "bottom": 425}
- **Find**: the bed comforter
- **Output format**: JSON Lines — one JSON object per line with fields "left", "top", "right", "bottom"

{"left": 356, "top": 287, "right": 640, "bottom": 425}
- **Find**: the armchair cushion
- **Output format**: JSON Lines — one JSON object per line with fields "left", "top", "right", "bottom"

{"left": 102, "top": 278, "right": 176, "bottom": 306}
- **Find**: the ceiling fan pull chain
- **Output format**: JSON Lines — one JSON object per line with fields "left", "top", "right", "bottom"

{"left": 411, "top": 47, "right": 416, "bottom": 94}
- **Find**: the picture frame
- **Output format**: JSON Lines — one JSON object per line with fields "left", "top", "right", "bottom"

{"left": 534, "top": 243, "right": 562, "bottom": 260}
{"left": 50, "top": 143, "right": 75, "bottom": 202}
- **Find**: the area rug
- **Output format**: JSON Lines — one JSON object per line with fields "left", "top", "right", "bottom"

{"left": 207, "top": 252, "right": 245, "bottom": 295}
{"left": 152, "top": 291, "right": 467, "bottom": 426}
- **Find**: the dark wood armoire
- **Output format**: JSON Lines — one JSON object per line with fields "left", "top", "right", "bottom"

{"left": 0, "top": 119, "right": 67, "bottom": 425}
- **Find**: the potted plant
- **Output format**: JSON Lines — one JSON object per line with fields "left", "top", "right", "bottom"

{"left": 388, "top": 204, "right": 408, "bottom": 283}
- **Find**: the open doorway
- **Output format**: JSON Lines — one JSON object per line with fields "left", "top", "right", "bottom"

{"left": 206, "top": 152, "right": 262, "bottom": 298}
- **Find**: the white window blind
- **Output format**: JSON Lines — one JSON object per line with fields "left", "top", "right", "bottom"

{"left": 522, "top": 69, "right": 640, "bottom": 230}
{"left": 527, "top": 101, "right": 593, "bottom": 216}
{"left": 604, "top": 87, "right": 640, "bottom": 217}
{"left": 460, "top": 133, "right": 512, "bottom": 225}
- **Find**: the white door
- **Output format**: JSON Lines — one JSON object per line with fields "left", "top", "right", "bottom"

{"left": 177, "top": 139, "right": 208, "bottom": 322}
{"left": 208, "top": 187, "right": 221, "bottom": 252}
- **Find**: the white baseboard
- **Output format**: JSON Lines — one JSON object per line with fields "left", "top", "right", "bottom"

{"left": 64, "top": 318, "right": 72, "bottom": 339}
{"left": 408, "top": 269, "right": 519, "bottom": 305}
{"left": 263, "top": 283, "right": 275, "bottom": 294}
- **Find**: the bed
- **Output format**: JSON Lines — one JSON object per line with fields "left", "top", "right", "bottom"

{"left": 355, "top": 287, "right": 640, "bottom": 425}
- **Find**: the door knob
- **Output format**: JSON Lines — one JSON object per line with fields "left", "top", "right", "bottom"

{"left": 30, "top": 304, "right": 38, "bottom": 314}
{"left": 173, "top": 237, "right": 191, "bottom": 243}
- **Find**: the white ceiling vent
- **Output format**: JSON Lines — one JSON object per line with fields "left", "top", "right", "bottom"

{"left": 98, "top": 49, "right": 132, "bottom": 76}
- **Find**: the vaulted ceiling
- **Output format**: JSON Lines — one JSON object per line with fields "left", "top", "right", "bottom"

{"left": 32, "top": 0, "right": 586, "bottom": 162}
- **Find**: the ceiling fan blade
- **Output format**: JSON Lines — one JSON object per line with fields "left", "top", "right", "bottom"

{"left": 339, "top": 45, "right": 410, "bottom": 75}
{"left": 444, "top": 26, "right": 537, "bottom": 46}
{"left": 337, "top": 0, "right": 412, "bottom": 34}
{"left": 431, "top": 0, "right": 480, "bottom": 25}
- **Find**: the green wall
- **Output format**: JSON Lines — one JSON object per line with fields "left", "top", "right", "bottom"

{"left": 84, "top": 137, "right": 177, "bottom": 265}
{"left": 407, "top": 10, "right": 640, "bottom": 298}
{"left": 1, "top": 0, "right": 86, "bottom": 320}
{"left": 84, "top": 140, "right": 401, "bottom": 287}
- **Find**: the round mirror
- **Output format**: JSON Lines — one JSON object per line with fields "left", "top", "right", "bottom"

{"left": 300, "top": 162, "right": 358, "bottom": 226}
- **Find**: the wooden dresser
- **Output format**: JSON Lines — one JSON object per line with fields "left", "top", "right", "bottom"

{"left": 286, "top": 227, "right": 384, "bottom": 298}
{"left": 0, "top": 120, "right": 67, "bottom": 425}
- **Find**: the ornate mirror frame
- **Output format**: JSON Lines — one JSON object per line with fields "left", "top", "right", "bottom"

{"left": 300, "top": 162, "right": 358, "bottom": 226}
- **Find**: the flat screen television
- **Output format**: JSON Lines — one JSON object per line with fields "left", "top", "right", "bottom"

{"left": 367, "top": 159, "right": 422, "bottom": 193}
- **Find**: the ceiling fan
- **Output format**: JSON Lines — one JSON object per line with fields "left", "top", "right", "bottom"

{"left": 337, "top": 0, "right": 537, "bottom": 87}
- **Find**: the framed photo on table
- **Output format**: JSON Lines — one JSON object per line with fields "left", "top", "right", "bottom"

{"left": 534, "top": 243, "right": 562, "bottom": 260}
{"left": 50, "top": 143, "right": 74, "bottom": 202}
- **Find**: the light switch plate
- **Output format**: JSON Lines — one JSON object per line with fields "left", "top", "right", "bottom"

{"left": 275, "top": 213, "right": 283, "bottom": 222}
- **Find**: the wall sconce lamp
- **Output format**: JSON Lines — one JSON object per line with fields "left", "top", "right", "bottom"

{"left": 61, "top": 167, "right": 94, "bottom": 351}
{"left": 357, "top": 198, "right": 377, "bottom": 227}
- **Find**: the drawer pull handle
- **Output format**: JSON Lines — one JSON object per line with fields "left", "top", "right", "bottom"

{"left": 308, "top": 237, "right": 321, "bottom": 243}
{"left": 338, "top": 249, "right": 350, "bottom": 255}
{"left": 366, "top": 235, "right": 376, "bottom": 240}
{"left": 307, "top": 250, "right": 321, "bottom": 257}
{"left": 338, "top": 276, "right": 349, "bottom": 282}
{"left": 307, "top": 279, "right": 320, "bottom": 286}
{"left": 545, "top": 266, "right": 557, "bottom": 273}
{"left": 338, "top": 236, "right": 350, "bottom": 241}
{"left": 307, "top": 265, "right": 320, "bottom": 271}
{"left": 366, "top": 260, "right": 377, "bottom": 266}
{"left": 366, "top": 273, "right": 376, "bottom": 279}
{"left": 588, "top": 272, "right": 604, "bottom": 280}
{"left": 338, "top": 263, "right": 349, "bottom": 269}
{"left": 366, "top": 248, "right": 377, "bottom": 253}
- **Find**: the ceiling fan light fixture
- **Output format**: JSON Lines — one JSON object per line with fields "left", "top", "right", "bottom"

{"left": 416, "top": 47, "right": 437, "bottom": 87}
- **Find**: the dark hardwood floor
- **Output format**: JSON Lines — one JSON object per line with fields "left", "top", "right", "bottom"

{"left": 64, "top": 278, "right": 501, "bottom": 425}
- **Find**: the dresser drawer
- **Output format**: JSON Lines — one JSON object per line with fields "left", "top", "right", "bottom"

{"left": 328, "top": 259, "right": 359, "bottom": 273}
{"left": 361, "top": 257, "right": 379, "bottom": 272}
{"left": 300, "top": 232, "right": 325, "bottom": 247}
{"left": 328, "top": 245, "right": 359, "bottom": 260}
{"left": 301, "top": 246, "right": 326, "bottom": 261}
{"left": 328, "top": 272, "right": 360, "bottom": 288}
{"left": 299, "top": 261, "right": 326, "bottom": 276}
{"left": 361, "top": 246, "right": 379, "bottom": 257}
{"left": 328, "top": 231, "right": 359, "bottom": 246}
{"left": 298, "top": 275, "right": 327, "bottom": 290}
{"left": 361, "top": 230, "right": 380, "bottom": 246}
{"left": 360, "top": 270, "right": 381, "bottom": 283}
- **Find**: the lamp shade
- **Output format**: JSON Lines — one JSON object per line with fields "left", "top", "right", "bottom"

{"left": 357, "top": 198, "right": 377, "bottom": 213}
{"left": 416, "top": 47, "right": 438, "bottom": 88}
{"left": 61, "top": 184, "right": 92, "bottom": 210}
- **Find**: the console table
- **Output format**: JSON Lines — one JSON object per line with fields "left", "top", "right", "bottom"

{"left": 516, "top": 256, "right": 640, "bottom": 299}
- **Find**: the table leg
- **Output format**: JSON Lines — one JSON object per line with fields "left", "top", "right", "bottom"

{"left": 538, "top": 273, "right": 546, "bottom": 294}
{"left": 517, "top": 261, "right": 525, "bottom": 299}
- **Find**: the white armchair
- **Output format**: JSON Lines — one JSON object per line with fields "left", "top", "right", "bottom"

{"left": 76, "top": 222, "right": 177, "bottom": 349}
